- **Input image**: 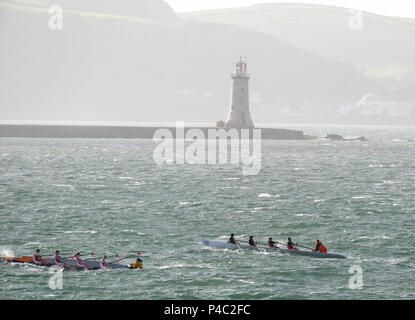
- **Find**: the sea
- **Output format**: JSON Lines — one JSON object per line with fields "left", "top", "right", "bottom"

{"left": 0, "top": 125, "right": 414, "bottom": 299}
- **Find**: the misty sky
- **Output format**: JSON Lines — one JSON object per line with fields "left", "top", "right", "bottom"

{"left": 1, "top": 0, "right": 414, "bottom": 126}
{"left": 166, "top": 0, "right": 415, "bottom": 19}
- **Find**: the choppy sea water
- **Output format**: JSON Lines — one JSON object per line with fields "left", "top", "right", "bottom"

{"left": 0, "top": 125, "right": 414, "bottom": 300}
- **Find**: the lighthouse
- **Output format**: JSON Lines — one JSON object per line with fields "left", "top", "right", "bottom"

{"left": 224, "top": 58, "right": 255, "bottom": 129}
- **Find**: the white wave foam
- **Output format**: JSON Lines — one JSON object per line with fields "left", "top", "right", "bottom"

{"left": 258, "top": 193, "right": 272, "bottom": 198}
{"left": 63, "top": 230, "right": 97, "bottom": 234}
{"left": 0, "top": 247, "right": 14, "bottom": 257}
{"left": 54, "top": 184, "right": 76, "bottom": 191}
{"left": 157, "top": 263, "right": 188, "bottom": 269}
{"left": 238, "top": 279, "right": 255, "bottom": 284}
{"left": 122, "top": 230, "right": 145, "bottom": 235}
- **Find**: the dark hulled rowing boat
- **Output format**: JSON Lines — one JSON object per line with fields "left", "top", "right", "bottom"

{"left": 0, "top": 256, "right": 130, "bottom": 270}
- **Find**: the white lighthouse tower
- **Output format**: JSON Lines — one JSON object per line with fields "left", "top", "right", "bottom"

{"left": 224, "top": 58, "right": 254, "bottom": 129}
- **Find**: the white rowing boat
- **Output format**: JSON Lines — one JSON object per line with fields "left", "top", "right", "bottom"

{"left": 202, "top": 239, "right": 347, "bottom": 259}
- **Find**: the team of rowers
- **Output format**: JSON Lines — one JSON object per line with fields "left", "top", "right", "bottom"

{"left": 228, "top": 234, "right": 328, "bottom": 253}
{"left": 32, "top": 249, "right": 143, "bottom": 269}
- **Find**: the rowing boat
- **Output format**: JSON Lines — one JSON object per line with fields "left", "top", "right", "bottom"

{"left": 0, "top": 256, "right": 129, "bottom": 270}
{"left": 202, "top": 239, "right": 347, "bottom": 259}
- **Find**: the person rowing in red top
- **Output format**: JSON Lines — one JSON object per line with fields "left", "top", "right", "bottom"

{"left": 74, "top": 252, "right": 89, "bottom": 270}
{"left": 268, "top": 237, "right": 276, "bottom": 248}
{"left": 53, "top": 250, "right": 64, "bottom": 266}
{"left": 315, "top": 240, "right": 328, "bottom": 253}
{"left": 32, "top": 249, "right": 43, "bottom": 265}
{"left": 248, "top": 235, "right": 256, "bottom": 246}
{"left": 287, "top": 238, "right": 298, "bottom": 250}
{"left": 100, "top": 255, "right": 109, "bottom": 269}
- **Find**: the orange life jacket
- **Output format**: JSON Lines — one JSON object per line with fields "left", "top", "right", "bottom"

{"left": 319, "top": 244, "right": 327, "bottom": 253}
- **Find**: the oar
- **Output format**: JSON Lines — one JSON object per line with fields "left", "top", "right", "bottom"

{"left": 237, "top": 239, "right": 261, "bottom": 252}
{"left": 255, "top": 239, "right": 313, "bottom": 251}
{"left": 62, "top": 252, "right": 95, "bottom": 259}
{"left": 84, "top": 254, "right": 120, "bottom": 261}
{"left": 107, "top": 254, "right": 137, "bottom": 265}
{"left": 257, "top": 241, "right": 280, "bottom": 250}
{"left": 107, "top": 252, "right": 144, "bottom": 265}
{"left": 275, "top": 240, "right": 303, "bottom": 250}
{"left": 85, "top": 250, "right": 145, "bottom": 259}
{"left": 275, "top": 240, "right": 314, "bottom": 251}
{"left": 61, "top": 252, "right": 104, "bottom": 260}
{"left": 260, "top": 240, "right": 297, "bottom": 250}
{"left": 45, "top": 252, "right": 72, "bottom": 258}
{"left": 295, "top": 243, "right": 314, "bottom": 251}
{"left": 81, "top": 250, "right": 146, "bottom": 262}
{"left": 275, "top": 241, "right": 286, "bottom": 247}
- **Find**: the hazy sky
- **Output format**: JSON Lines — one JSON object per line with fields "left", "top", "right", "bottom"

{"left": 165, "top": 0, "right": 415, "bottom": 19}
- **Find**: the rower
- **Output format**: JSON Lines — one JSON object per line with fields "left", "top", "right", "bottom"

{"left": 268, "top": 237, "right": 276, "bottom": 248}
{"left": 32, "top": 249, "right": 43, "bottom": 265}
{"left": 248, "top": 235, "right": 256, "bottom": 246}
{"left": 128, "top": 257, "right": 143, "bottom": 270}
{"left": 74, "top": 252, "right": 88, "bottom": 270}
{"left": 53, "top": 250, "right": 64, "bottom": 266}
{"left": 315, "top": 240, "right": 328, "bottom": 253}
{"left": 228, "top": 233, "right": 236, "bottom": 244}
{"left": 100, "top": 255, "right": 109, "bottom": 269}
{"left": 287, "top": 237, "right": 297, "bottom": 250}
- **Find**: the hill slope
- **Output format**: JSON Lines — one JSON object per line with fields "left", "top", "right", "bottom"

{"left": 181, "top": 3, "right": 415, "bottom": 68}
{"left": 0, "top": 1, "right": 412, "bottom": 125}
